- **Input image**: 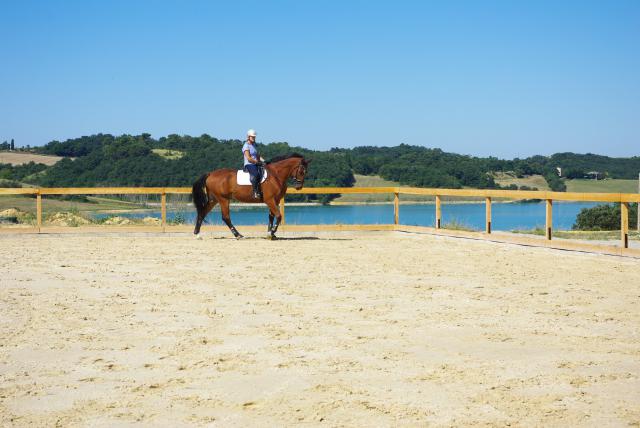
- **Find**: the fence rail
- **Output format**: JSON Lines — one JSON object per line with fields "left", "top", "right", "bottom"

{"left": 1, "top": 186, "right": 638, "bottom": 253}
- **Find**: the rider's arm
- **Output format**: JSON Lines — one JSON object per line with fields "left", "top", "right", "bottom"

{"left": 244, "top": 150, "right": 260, "bottom": 164}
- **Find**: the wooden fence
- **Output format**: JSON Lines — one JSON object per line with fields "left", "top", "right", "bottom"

{"left": 1, "top": 186, "right": 639, "bottom": 256}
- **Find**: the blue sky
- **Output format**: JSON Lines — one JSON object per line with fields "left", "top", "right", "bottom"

{"left": 1, "top": 0, "right": 638, "bottom": 158}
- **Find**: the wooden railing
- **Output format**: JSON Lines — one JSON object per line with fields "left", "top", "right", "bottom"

{"left": 1, "top": 186, "right": 638, "bottom": 251}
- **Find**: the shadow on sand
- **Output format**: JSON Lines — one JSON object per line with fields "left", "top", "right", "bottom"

{"left": 209, "top": 236, "right": 352, "bottom": 241}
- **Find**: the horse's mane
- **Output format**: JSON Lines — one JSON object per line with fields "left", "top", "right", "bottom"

{"left": 266, "top": 153, "right": 304, "bottom": 164}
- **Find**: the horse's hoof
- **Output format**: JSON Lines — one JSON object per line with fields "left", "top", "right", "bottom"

{"left": 268, "top": 234, "right": 277, "bottom": 241}
{"left": 235, "top": 234, "right": 244, "bottom": 240}
{"left": 194, "top": 233, "right": 203, "bottom": 240}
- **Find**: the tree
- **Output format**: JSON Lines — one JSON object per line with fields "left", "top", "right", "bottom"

{"left": 573, "top": 203, "right": 638, "bottom": 230}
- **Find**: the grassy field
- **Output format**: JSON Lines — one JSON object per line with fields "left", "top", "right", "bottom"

{"left": 512, "top": 228, "right": 640, "bottom": 241}
{"left": 151, "top": 148, "right": 185, "bottom": 160}
{"left": 492, "top": 172, "right": 550, "bottom": 191}
{"left": 565, "top": 178, "right": 638, "bottom": 193}
{"left": 0, "top": 194, "right": 191, "bottom": 215}
{"left": 332, "top": 174, "right": 533, "bottom": 203}
{"left": 332, "top": 175, "right": 435, "bottom": 203}
{"left": 0, "top": 151, "right": 65, "bottom": 165}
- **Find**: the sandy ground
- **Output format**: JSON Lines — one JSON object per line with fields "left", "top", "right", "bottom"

{"left": 1, "top": 231, "right": 639, "bottom": 426}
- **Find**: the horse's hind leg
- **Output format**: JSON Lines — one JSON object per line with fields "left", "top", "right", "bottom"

{"left": 219, "top": 198, "right": 243, "bottom": 239}
{"left": 194, "top": 200, "right": 217, "bottom": 238}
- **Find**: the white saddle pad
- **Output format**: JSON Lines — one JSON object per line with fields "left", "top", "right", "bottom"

{"left": 237, "top": 169, "right": 268, "bottom": 186}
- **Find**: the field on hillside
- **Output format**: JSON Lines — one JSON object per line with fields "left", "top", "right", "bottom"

{"left": 492, "top": 172, "right": 550, "bottom": 191}
{"left": 333, "top": 175, "right": 435, "bottom": 203}
{"left": 565, "top": 179, "right": 638, "bottom": 193}
{"left": 0, "top": 151, "right": 65, "bottom": 166}
{"left": 0, "top": 194, "right": 189, "bottom": 216}
{"left": 151, "top": 148, "right": 184, "bottom": 159}
{"left": 333, "top": 175, "right": 434, "bottom": 203}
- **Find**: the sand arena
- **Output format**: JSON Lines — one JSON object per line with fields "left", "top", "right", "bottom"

{"left": 1, "top": 231, "right": 639, "bottom": 426}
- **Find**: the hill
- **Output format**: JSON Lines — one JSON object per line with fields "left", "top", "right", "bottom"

{"left": 1, "top": 134, "right": 638, "bottom": 203}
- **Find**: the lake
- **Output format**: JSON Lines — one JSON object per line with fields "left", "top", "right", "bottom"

{"left": 95, "top": 201, "right": 600, "bottom": 231}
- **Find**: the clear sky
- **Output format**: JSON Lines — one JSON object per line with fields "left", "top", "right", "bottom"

{"left": 1, "top": 0, "right": 638, "bottom": 158}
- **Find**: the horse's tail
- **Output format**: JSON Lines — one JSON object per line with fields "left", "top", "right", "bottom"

{"left": 192, "top": 173, "right": 209, "bottom": 216}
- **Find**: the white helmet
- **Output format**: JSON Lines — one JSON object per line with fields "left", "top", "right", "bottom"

{"left": 247, "top": 129, "right": 257, "bottom": 137}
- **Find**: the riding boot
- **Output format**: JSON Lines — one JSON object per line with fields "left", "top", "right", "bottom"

{"left": 251, "top": 179, "right": 262, "bottom": 199}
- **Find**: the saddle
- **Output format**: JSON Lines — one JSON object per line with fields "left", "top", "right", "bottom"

{"left": 236, "top": 168, "right": 268, "bottom": 186}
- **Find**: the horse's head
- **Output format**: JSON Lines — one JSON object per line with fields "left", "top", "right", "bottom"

{"left": 291, "top": 158, "right": 311, "bottom": 190}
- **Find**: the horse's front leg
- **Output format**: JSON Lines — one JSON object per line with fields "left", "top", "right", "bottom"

{"left": 264, "top": 199, "right": 282, "bottom": 239}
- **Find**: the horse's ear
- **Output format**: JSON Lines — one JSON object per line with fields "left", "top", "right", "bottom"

{"left": 305, "top": 158, "right": 312, "bottom": 165}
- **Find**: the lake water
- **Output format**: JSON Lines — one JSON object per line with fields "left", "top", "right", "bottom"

{"left": 95, "top": 201, "right": 600, "bottom": 231}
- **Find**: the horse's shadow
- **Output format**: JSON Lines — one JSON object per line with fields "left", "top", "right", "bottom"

{"left": 209, "top": 236, "right": 351, "bottom": 241}
{"left": 270, "top": 236, "right": 351, "bottom": 241}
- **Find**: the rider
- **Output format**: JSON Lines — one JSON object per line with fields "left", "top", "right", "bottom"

{"left": 242, "top": 129, "right": 264, "bottom": 199}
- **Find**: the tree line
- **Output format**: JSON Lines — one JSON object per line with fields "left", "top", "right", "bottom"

{"left": 1, "top": 133, "right": 638, "bottom": 203}
{"left": 0, "top": 139, "right": 15, "bottom": 150}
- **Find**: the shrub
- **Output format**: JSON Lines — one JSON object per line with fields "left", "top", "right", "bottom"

{"left": 573, "top": 203, "right": 638, "bottom": 231}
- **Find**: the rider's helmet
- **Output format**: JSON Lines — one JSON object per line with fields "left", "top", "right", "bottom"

{"left": 247, "top": 129, "right": 257, "bottom": 137}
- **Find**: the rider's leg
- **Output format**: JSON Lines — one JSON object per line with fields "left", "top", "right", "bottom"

{"left": 250, "top": 175, "right": 261, "bottom": 199}
{"left": 245, "top": 164, "right": 262, "bottom": 199}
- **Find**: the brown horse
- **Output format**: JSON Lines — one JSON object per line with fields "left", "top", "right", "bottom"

{"left": 191, "top": 153, "right": 311, "bottom": 239}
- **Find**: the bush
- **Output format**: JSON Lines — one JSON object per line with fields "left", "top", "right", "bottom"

{"left": 573, "top": 203, "right": 638, "bottom": 230}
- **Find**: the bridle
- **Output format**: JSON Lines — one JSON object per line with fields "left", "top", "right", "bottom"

{"left": 290, "top": 162, "right": 307, "bottom": 187}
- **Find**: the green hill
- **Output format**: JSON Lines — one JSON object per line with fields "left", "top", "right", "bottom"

{"left": 1, "top": 134, "right": 638, "bottom": 204}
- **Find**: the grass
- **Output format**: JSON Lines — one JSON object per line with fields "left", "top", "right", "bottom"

{"left": 0, "top": 194, "right": 154, "bottom": 215}
{"left": 332, "top": 175, "right": 435, "bottom": 203}
{"left": 0, "top": 150, "right": 66, "bottom": 166}
{"left": 492, "top": 172, "right": 550, "bottom": 191}
{"left": 511, "top": 229, "right": 640, "bottom": 240}
{"left": 565, "top": 178, "right": 638, "bottom": 193}
{"left": 442, "top": 219, "right": 477, "bottom": 232}
{"left": 152, "top": 149, "right": 185, "bottom": 160}
{"left": 332, "top": 173, "right": 553, "bottom": 204}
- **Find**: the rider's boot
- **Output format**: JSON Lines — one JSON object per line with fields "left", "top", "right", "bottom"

{"left": 252, "top": 179, "right": 262, "bottom": 200}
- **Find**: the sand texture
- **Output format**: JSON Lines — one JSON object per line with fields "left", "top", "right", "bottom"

{"left": 1, "top": 231, "right": 639, "bottom": 426}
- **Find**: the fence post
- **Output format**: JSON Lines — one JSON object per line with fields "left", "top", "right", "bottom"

{"left": 280, "top": 198, "right": 285, "bottom": 225}
{"left": 545, "top": 199, "right": 553, "bottom": 240}
{"left": 435, "top": 195, "right": 441, "bottom": 229}
{"left": 621, "top": 202, "right": 629, "bottom": 248}
{"left": 485, "top": 197, "right": 492, "bottom": 234}
{"left": 36, "top": 191, "right": 42, "bottom": 233}
{"left": 394, "top": 192, "right": 399, "bottom": 225}
{"left": 161, "top": 192, "right": 167, "bottom": 232}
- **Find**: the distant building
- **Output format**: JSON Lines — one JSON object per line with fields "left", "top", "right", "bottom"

{"left": 586, "top": 171, "right": 603, "bottom": 180}
{"left": 556, "top": 167, "right": 562, "bottom": 177}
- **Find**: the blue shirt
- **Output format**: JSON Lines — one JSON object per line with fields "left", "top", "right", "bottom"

{"left": 242, "top": 142, "right": 258, "bottom": 167}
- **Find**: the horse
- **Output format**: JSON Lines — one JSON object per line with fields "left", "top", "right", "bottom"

{"left": 191, "top": 153, "right": 311, "bottom": 239}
